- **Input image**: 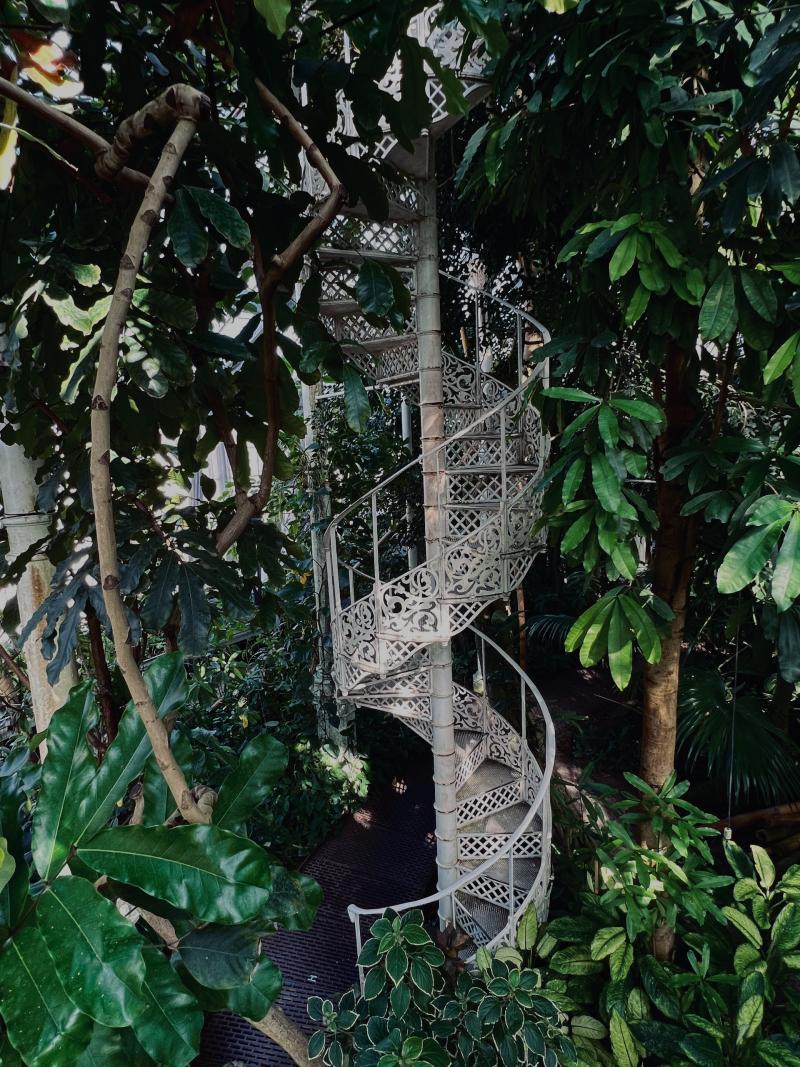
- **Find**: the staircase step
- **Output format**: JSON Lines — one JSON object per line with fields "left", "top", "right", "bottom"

{"left": 459, "top": 855, "right": 540, "bottom": 890}
{"left": 341, "top": 200, "right": 421, "bottom": 223}
{"left": 459, "top": 800, "right": 530, "bottom": 835}
{"left": 318, "top": 246, "right": 417, "bottom": 267}
{"left": 454, "top": 892, "right": 508, "bottom": 945}
{"left": 457, "top": 759, "right": 515, "bottom": 801}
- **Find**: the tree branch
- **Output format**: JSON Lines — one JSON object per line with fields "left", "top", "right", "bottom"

{"left": 214, "top": 79, "right": 346, "bottom": 555}
{"left": 89, "top": 85, "right": 211, "bottom": 825}
{"left": 0, "top": 75, "right": 151, "bottom": 189}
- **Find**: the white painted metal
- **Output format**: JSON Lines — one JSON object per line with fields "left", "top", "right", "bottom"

{"left": 312, "top": 7, "right": 554, "bottom": 962}
{"left": 0, "top": 436, "right": 77, "bottom": 732}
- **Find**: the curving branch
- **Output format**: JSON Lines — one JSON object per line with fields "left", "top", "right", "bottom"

{"left": 214, "top": 78, "right": 346, "bottom": 555}
{"left": 89, "top": 85, "right": 212, "bottom": 825}
{"left": 0, "top": 75, "right": 151, "bottom": 189}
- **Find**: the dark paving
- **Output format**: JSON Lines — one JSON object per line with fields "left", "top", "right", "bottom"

{"left": 196, "top": 759, "right": 436, "bottom": 1066}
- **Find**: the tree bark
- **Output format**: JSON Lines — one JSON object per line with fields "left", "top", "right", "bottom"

{"left": 640, "top": 343, "right": 697, "bottom": 793}
{"left": 250, "top": 1005, "right": 312, "bottom": 1067}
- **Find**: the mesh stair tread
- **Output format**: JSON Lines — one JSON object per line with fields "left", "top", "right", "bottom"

{"left": 455, "top": 892, "right": 509, "bottom": 943}
{"left": 455, "top": 729, "right": 484, "bottom": 762}
{"left": 459, "top": 855, "right": 540, "bottom": 889}
{"left": 458, "top": 800, "right": 531, "bottom": 834}
{"left": 456, "top": 759, "right": 516, "bottom": 802}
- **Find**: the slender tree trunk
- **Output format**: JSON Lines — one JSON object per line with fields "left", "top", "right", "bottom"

{"left": 640, "top": 344, "right": 697, "bottom": 962}
{"left": 640, "top": 343, "right": 697, "bottom": 792}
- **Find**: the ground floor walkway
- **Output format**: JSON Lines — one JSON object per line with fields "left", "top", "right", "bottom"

{"left": 197, "top": 758, "right": 437, "bottom": 1066}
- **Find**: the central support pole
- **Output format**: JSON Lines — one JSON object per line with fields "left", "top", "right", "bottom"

{"left": 416, "top": 171, "right": 459, "bottom": 924}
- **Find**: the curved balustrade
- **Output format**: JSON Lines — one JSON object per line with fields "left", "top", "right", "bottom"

{"left": 322, "top": 265, "right": 555, "bottom": 959}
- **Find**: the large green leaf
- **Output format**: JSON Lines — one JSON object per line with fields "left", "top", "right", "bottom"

{"left": 609, "top": 1011, "right": 639, "bottom": 1067}
{"left": 141, "top": 554, "right": 179, "bottom": 630}
{"left": 607, "top": 604, "right": 633, "bottom": 690}
{"left": 342, "top": 363, "right": 370, "bottom": 433}
{"left": 0, "top": 925, "right": 93, "bottom": 1067}
{"left": 179, "top": 924, "right": 260, "bottom": 988}
{"left": 717, "top": 520, "right": 787, "bottom": 594}
{"left": 354, "top": 260, "right": 394, "bottom": 317}
{"left": 254, "top": 0, "right": 291, "bottom": 37}
{"left": 187, "top": 187, "right": 250, "bottom": 249}
{"left": 31, "top": 682, "right": 97, "bottom": 881}
{"left": 772, "top": 512, "right": 800, "bottom": 612}
{"left": 74, "top": 1026, "right": 157, "bottom": 1066}
{"left": 77, "top": 825, "right": 274, "bottom": 923}
{"left": 130, "top": 946, "right": 203, "bottom": 1067}
{"left": 37, "top": 877, "right": 146, "bottom": 1027}
{"left": 180, "top": 955, "right": 282, "bottom": 1020}
{"left": 215, "top": 734, "right": 288, "bottom": 833}
{"left": 260, "top": 866, "right": 321, "bottom": 930}
{"left": 699, "top": 269, "right": 736, "bottom": 341}
{"left": 591, "top": 452, "right": 622, "bottom": 512}
{"left": 763, "top": 331, "right": 800, "bottom": 384}
{"left": 0, "top": 836, "right": 14, "bottom": 895}
{"left": 177, "top": 565, "right": 211, "bottom": 656}
{"left": 76, "top": 654, "right": 187, "bottom": 844}
{"left": 741, "top": 270, "right": 777, "bottom": 323}
{"left": 167, "top": 189, "right": 208, "bottom": 268}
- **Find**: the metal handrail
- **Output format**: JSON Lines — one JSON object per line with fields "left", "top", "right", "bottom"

{"left": 346, "top": 624, "right": 555, "bottom": 956}
{"left": 323, "top": 271, "right": 549, "bottom": 549}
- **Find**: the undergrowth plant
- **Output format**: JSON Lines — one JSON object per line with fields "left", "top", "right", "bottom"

{"left": 0, "top": 654, "right": 319, "bottom": 1066}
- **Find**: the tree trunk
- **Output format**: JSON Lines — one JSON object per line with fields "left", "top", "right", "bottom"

{"left": 640, "top": 344, "right": 697, "bottom": 792}
{"left": 640, "top": 345, "right": 697, "bottom": 963}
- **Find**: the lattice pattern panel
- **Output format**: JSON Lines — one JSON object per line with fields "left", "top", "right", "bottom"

{"left": 457, "top": 873, "right": 529, "bottom": 911}
{"left": 457, "top": 781, "right": 521, "bottom": 828}
{"left": 458, "top": 831, "right": 543, "bottom": 861}
{"left": 455, "top": 736, "right": 488, "bottom": 792}
{"left": 375, "top": 339, "right": 419, "bottom": 382}
{"left": 326, "top": 217, "right": 417, "bottom": 258}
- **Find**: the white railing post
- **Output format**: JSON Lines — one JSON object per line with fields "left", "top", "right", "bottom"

{"left": 417, "top": 169, "right": 458, "bottom": 925}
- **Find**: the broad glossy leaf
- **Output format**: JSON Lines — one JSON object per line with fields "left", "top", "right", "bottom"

{"left": 717, "top": 520, "right": 787, "bottom": 594}
{"left": 181, "top": 955, "right": 282, "bottom": 1021}
{"left": 37, "top": 877, "right": 146, "bottom": 1026}
{"left": 764, "top": 331, "right": 800, "bottom": 384}
{"left": 0, "top": 836, "right": 14, "bottom": 894}
{"left": 215, "top": 733, "right": 288, "bottom": 833}
{"left": 179, "top": 924, "right": 260, "bottom": 988}
{"left": 342, "top": 363, "right": 370, "bottom": 433}
{"left": 591, "top": 452, "right": 622, "bottom": 513}
{"left": 771, "top": 142, "right": 800, "bottom": 204}
{"left": 74, "top": 1026, "right": 157, "bottom": 1066}
{"left": 516, "top": 906, "right": 538, "bottom": 950}
{"left": 77, "top": 824, "right": 274, "bottom": 923}
{"left": 741, "top": 270, "right": 777, "bottom": 323}
{"left": 260, "top": 866, "right": 321, "bottom": 930}
{"left": 31, "top": 682, "right": 97, "bottom": 881}
{"left": 167, "top": 189, "right": 208, "bottom": 268}
{"left": 187, "top": 187, "right": 250, "bottom": 249}
{"left": 772, "top": 902, "right": 800, "bottom": 952}
{"left": 699, "top": 270, "right": 736, "bottom": 341}
{"left": 141, "top": 554, "right": 179, "bottom": 630}
{"left": 607, "top": 604, "right": 632, "bottom": 690}
{"left": 254, "top": 0, "right": 291, "bottom": 36}
{"left": 76, "top": 654, "right": 187, "bottom": 844}
{"left": 130, "top": 946, "right": 203, "bottom": 1067}
{"left": 132, "top": 289, "right": 197, "bottom": 331}
{"left": 355, "top": 260, "right": 394, "bottom": 317}
{"left": 177, "top": 565, "right": 211, "bottom": 656}
{"left": 609, "top": 1011, "right": 639, "bottom": 1067}
{"left": 609, "top": 232, "right": 637, "bottom": 281}
{"left": 0, "top": 925, "right": 93, "bottom": 1066}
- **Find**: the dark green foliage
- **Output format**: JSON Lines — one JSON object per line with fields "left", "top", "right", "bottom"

{"left": 0, "top": 655, "right": 318, "bottom": 1064}
{"left": 308, "top": 910, "right": 573, "bottom": 1066}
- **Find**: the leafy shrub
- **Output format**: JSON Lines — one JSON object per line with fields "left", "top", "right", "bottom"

{"left": 524, "top": 776, "right": 800, "bottom": 1065}
{"left": 0, "top": 654, "right": 319, "bottom": 1066}
{"left": 307, "top": 910, "right": 574, "bottom": 1066}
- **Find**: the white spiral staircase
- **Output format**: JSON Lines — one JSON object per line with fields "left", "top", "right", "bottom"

{"left": 315, "top": 13, "right": 555, "bottom": 964}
